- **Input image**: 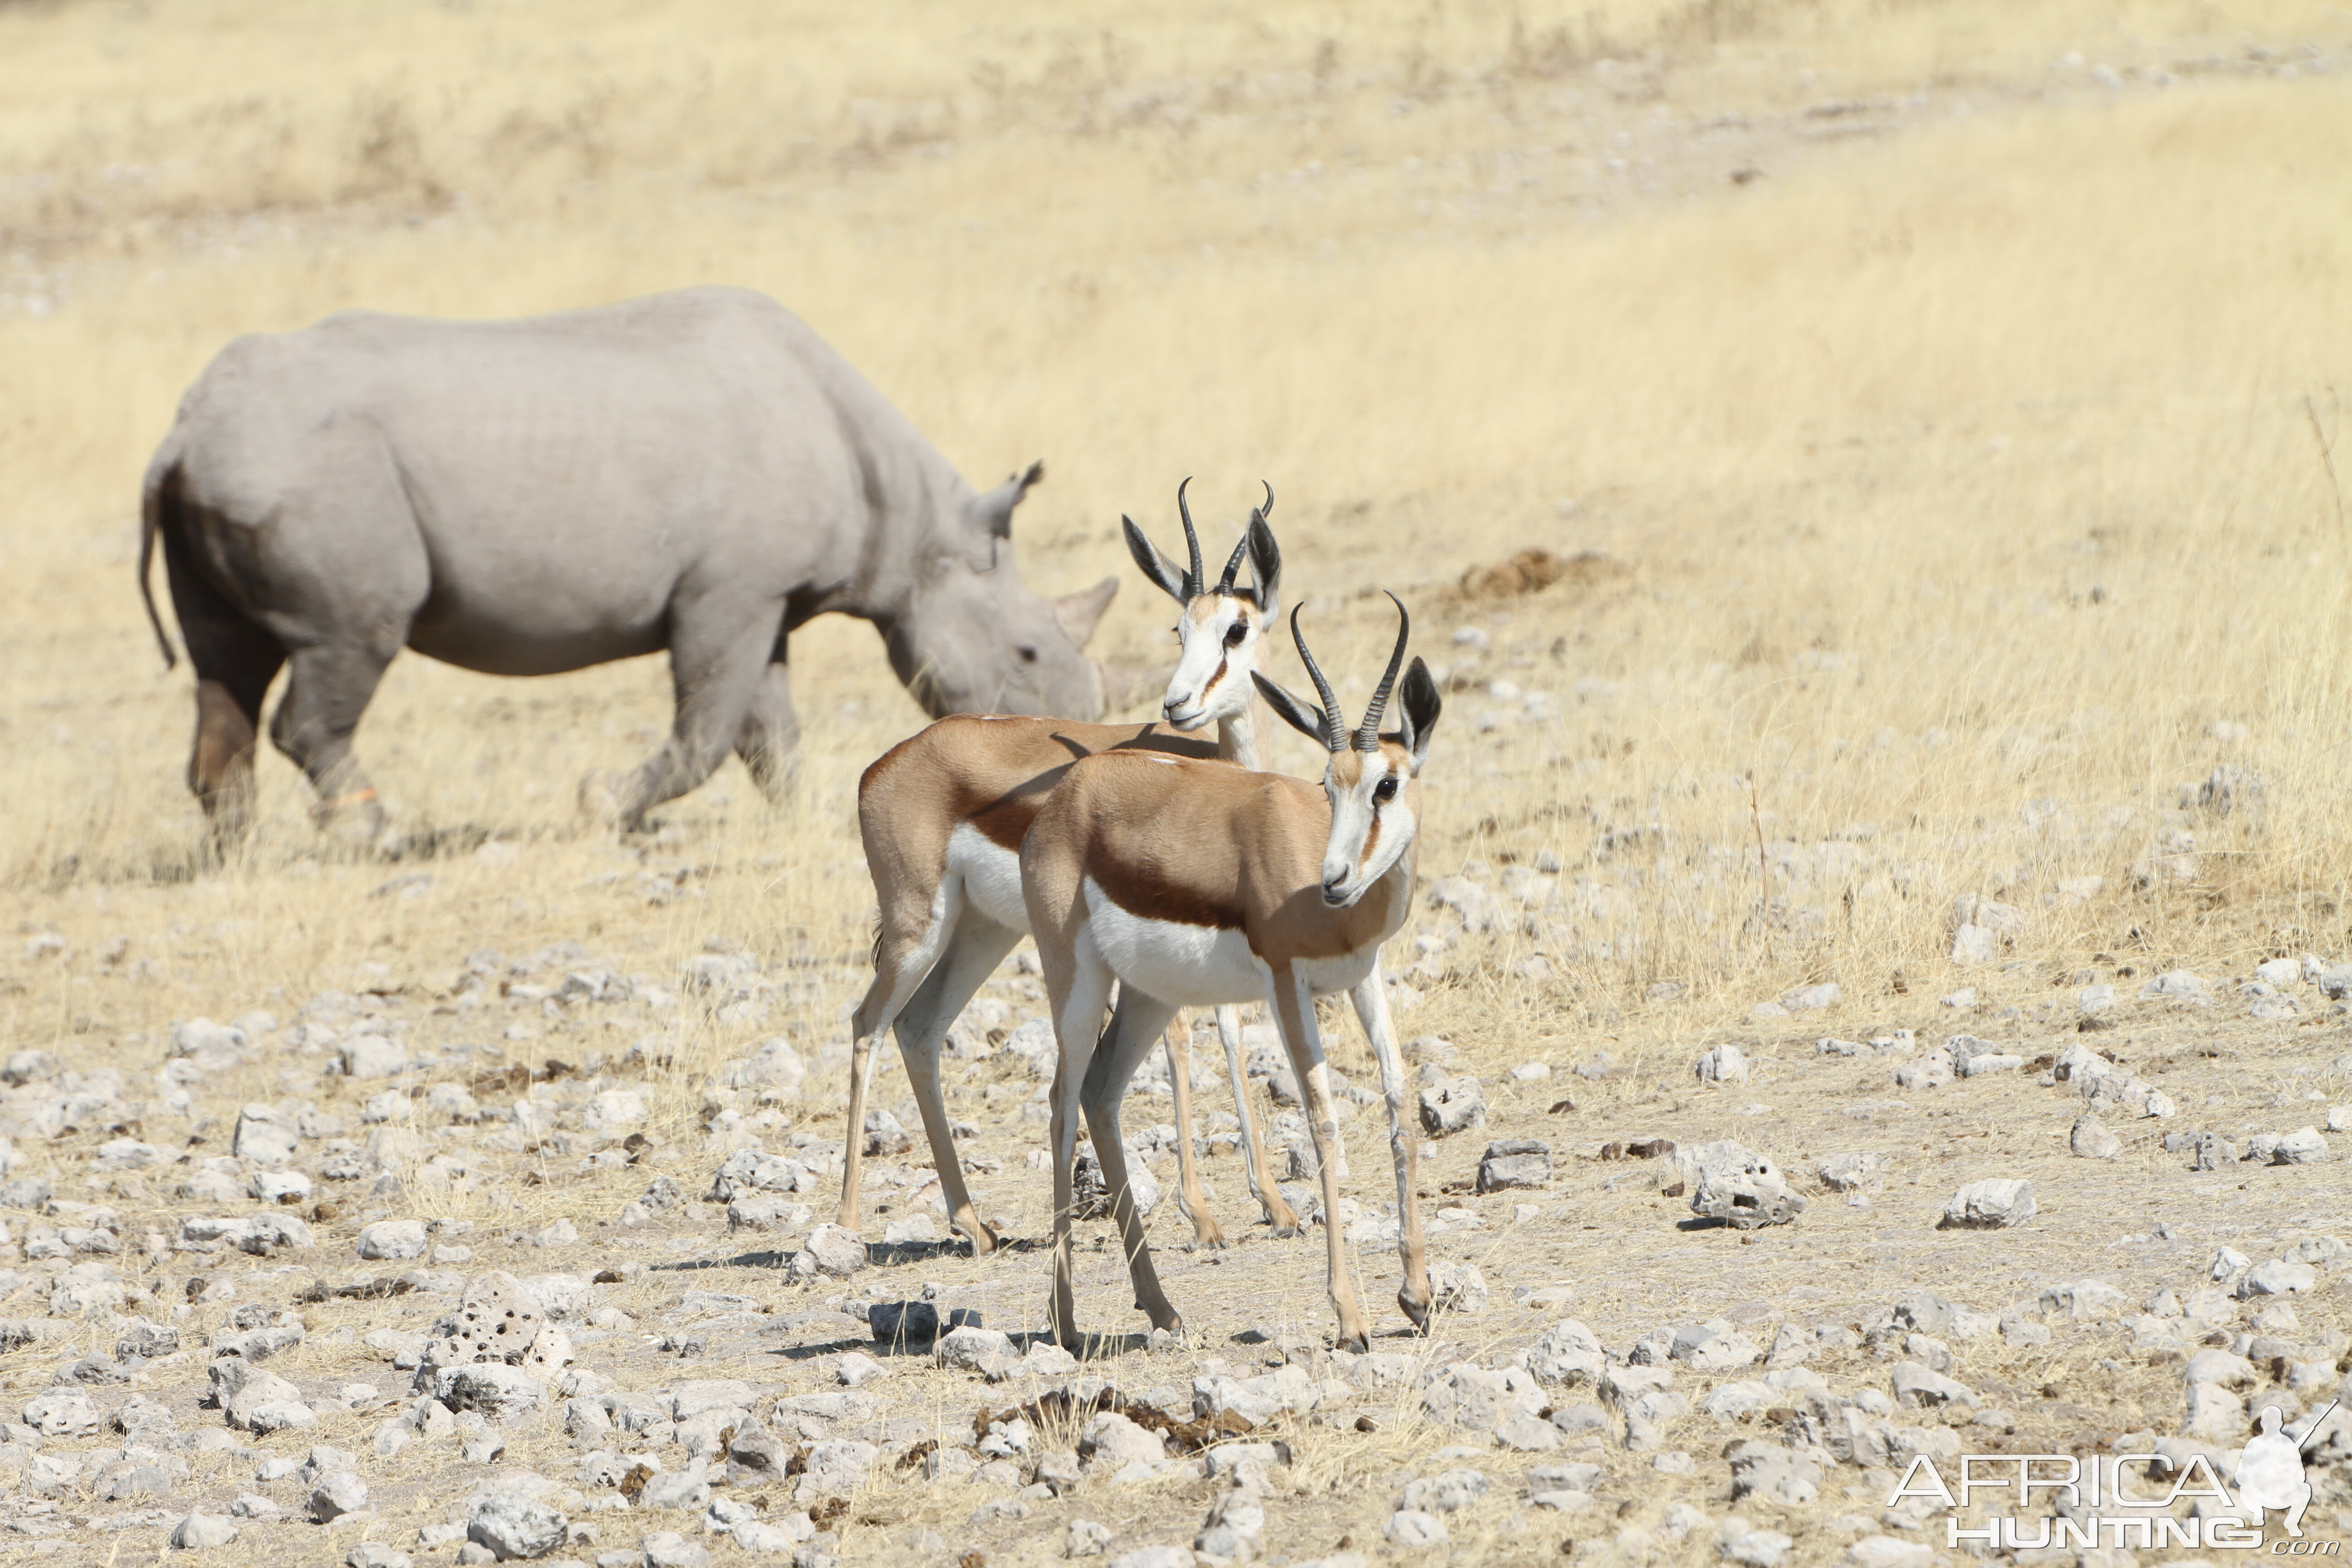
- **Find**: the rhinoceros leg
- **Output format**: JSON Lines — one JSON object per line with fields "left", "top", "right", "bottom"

{"left": 732, "top": 660, "right": 801, "bottom": 801}
{"left": 165, "top": 544, "right": 285, "bottom": 845}
{"left": 604, "top": 608, "right": 778, "bottom": 828}
{"left": 269, "top": 642, "right": 396, "bottom": 842}
{"left": 190, "top": 673, "right": 274, "bottom": 845}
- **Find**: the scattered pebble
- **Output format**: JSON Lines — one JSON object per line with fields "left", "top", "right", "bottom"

{"left": 2069, "top": 1114, "right": 2120, "bottom": 1159}
{"left": 1694, "top": 1044, "right": 1749, "bottom": 1084}
{"left": 1418, "top": 1075, "right": 1488, "bottom": 1137}
{"left": 1940, "top": 1178, "right": 2035, "bottom": 1229}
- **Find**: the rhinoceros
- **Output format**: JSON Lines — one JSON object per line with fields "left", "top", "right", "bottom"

{"left": 137, "top": 286, "right": 1117, "bottom": 840}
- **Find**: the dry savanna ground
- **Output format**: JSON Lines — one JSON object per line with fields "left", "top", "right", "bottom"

{"left": 1, "top": 2, "right": 2352, "bottom": 1566}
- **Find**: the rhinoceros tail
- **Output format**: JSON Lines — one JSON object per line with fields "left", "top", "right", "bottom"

{"left": 138, "top": 447, "right": 180, "bottom": 670}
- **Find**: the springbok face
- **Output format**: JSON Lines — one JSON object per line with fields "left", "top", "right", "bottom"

{"left": 1122, "top": 480, "right": 1281, "bottom": 732}
{"left": 1253, "top": 594, "right": 1443, "bottom": 908}
{"left": 1318, "top": 731, "right": 1426, "bottom": 905}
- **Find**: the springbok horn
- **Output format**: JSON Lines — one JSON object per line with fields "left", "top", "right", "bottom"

{"left": 1355, "top": 591, "right": 1411, "bottom": 751}
{"left": 1290, "top": 604, "right": 1347, "bottom": 754}
{"left": 1217, "top": 516, "right": 1256, "bottom": 593}
{"left": 1259, "top": 480, "right": 1273, "bottom": 518}
{"left": 1176, "top": 476, "right": 1203, "bottom": 599}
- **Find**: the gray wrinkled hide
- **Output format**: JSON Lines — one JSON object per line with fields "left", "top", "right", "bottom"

{"left": 140, "top": 286, "right": 1117, "bottom": 838}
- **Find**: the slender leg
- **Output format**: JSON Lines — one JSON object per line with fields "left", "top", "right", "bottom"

{"left": 1217, "top": 1004, "right": 1300, "bottom": 1236}
{"left": 1162, "top": 1018, "right": 1225, "bottom": 1250}
{"left": 269, "top": 641, "right": 397, "bottom": 842}
{"left": 732, "top": 658, "right": 801, "bottom": 801}
{"left": 838, "top": 992, "right": 885, "bottom": 1237}
{"left": 1045, "top": 936, "right": 1115, "bottom": 1351}
{"left": 887, "top": 917, "right": 1022, "bottom": 1253}
{"left": 1082, "top": 990, "right": 1186, "bottom": 1331}
{"left": 838, "top": 883, "right": 965, "bottom": 1240}
{"left": 1351, "top": 966, "right": 1431, "bottom": 1332}
{"left": 1269, "top": 970, "right": 1370, "bottom": 1352}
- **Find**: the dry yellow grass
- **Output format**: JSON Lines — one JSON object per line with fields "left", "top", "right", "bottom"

{"left": 5, "top": 0, "right": 2351, "bottom": 1054}
{"left": 3, "top": 5, "right": 2352, "bottom": 1561}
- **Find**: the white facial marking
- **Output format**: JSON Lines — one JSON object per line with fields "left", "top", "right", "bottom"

{"left": 1320, "top": 751, "right": 1416, "bottom": 907}
{"left": 1161, "top": 594, "right": 1258, "bottom": 731}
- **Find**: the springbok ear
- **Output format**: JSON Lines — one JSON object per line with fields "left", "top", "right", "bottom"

{"left": 1396, "top": 657, "right": 1442, "bottom": 773}
{"left": 1054, "top": 576, "right": 1119, "bottom": 650}
{"left": 969, "top": 460, "right": 1045, "bottom": 542}
{"left": 1252, "top": 672, "right": 1330, "bottom": 745}
{"left": 1243, "top": 514, "right": 1282, "bottom": 615}
{"left": 1122, "top": 517, "right": 1191, "bottom": 604}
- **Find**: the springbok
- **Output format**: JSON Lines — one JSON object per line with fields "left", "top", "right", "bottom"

{"left": 838, "top": 482, "right": 1303, "bottom": 1256}
{"left": 1022, "top": 595, "right": 1440, "bottom": 1352}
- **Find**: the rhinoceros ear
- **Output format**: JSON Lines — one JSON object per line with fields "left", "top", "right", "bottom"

{"left": 1054, "top": 576, "right": 1119, "bottom": 650}
{"left": 969, "top": 460, "right": 1044, "bottom": 544}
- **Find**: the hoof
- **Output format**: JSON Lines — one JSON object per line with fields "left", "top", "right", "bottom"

{"left": 1398, "top": 1289, "right": 1433, "bottom": 1334}
{"left": 1337, "top": 1331, "right": 1370, "bottom": 1355}
{"left": 1266, "top": 1224, "right": 1300, "bottom": 1241}
{"left": 314, "top": 795, "right": 387, "bottom": 851}
{"left": 961, "top": 1225, "right": 1002, "bottom": 1257}
{"left": 576, "top": 770, "right": 628, "bottom": 824}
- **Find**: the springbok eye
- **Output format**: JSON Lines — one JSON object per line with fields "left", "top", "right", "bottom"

{"left": 1373, "top": 776, "right": 1400, "bottom": 804}
{"left": 1223, "top": 620, "right": 1248, "bottom": 648}
{"left": 1017, "top": 645, "right": 1038, "bottom": 663}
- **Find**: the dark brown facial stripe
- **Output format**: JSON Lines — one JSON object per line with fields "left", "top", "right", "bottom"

{"left": 1088, "top": 848, "right": 1244, "bottom": 930}
{"left": 1360, "top": 809, "right": 1380, "bottom": 868}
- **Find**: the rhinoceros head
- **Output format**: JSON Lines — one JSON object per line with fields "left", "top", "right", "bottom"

{"left": 886, "top": 460, "right": 1117, "bottom": 721}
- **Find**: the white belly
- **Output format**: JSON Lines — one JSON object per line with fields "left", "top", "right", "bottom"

{"left": 1083, "top": 877, "right": 1267, "bottom": 1007}
{"left": 1296, "top": 949, "right": 1379, "bottom": 997}
{"left": 946, "top": 823, "right": 1029, "bottom": 933}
